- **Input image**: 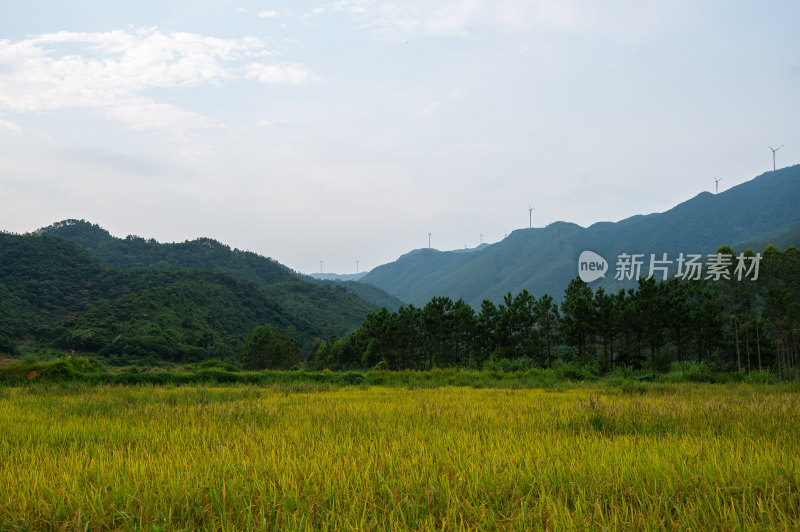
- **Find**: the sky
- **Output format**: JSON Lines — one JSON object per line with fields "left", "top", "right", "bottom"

{"left": 1, "top": 1, "right": 798, "bottom": 275}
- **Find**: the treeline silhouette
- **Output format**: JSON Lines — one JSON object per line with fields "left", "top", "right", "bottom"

{"left": 309, "top": 246, "right": 800, "bottom": 378}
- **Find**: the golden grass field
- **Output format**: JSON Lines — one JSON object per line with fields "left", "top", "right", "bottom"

{"left": 0, "top": 383, "right": 798, "bottom": 530}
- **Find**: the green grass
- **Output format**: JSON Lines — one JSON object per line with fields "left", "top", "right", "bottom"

{"left": 7, "top": 354, "right": 785, "bottom": 390}
{"left": 0, "top": 383, "right": 798, "bottom": 530}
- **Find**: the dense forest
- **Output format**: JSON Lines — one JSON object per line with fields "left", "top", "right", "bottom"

{"left": 310, "top": 246, "right": 800, "bottom": 378}
{"left": 0, "top": 232, "right": 377, "bottom": 363}
{"left": 35, "top": 219, "right": 403, "bottom": 312}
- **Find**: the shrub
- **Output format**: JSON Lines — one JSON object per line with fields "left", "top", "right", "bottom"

{"left": 185, "top": 359, "right": 239, "bottom": 372}
{"left": 662, "top": 361, "right": 717, "bottom": 383}
{"left": 743, "top": 369, "right": 777, "bottom": 384}
{"left": 0, "top": 335, "right": 19, "bottom": 356}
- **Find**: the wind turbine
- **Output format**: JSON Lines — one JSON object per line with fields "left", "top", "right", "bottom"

{"left": 428, "top": 232, "right": 431, "bottom": 249}
{"left": 479, "top": 233, "right": 483, "bottom": 245}
{"left": 769, "top": 145, "right": 783, "bottom": 171}
{"left": 356, "top": 259, "right": 359, "bottom": 274}
{"left": 713, "top": 177, "right": 721, "bottom": 194}
{"left": 528, "top": 205, "right": 535, "bottom": 229}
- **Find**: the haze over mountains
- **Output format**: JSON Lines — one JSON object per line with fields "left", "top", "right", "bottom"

{"left": 360, "top": 165, "right": 800, "bottom": 307}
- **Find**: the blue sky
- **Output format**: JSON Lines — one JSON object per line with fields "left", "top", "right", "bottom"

{"left": 1, "top": 1, "right": 798, "bottom": 274}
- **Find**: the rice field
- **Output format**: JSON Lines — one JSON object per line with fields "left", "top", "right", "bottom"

{"left": 0, "top": 383, "right": 798, "bottom": 530}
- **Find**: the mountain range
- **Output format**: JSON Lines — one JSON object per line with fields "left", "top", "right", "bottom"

{"left": 1, "top": 221, "right": 401, "bottom": 361}
{"left": 360, "top": 165, "right": 800, "bottom": 307}
{"left": 34, "top": 220, "right": 403, "bottom": 312}
{"left": 2, "top": 165, "right": 798, "bottom": 363}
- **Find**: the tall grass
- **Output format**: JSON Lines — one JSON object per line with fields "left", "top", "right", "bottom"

{"left": 0, "top": 384, "right": 798, "bottom": 530}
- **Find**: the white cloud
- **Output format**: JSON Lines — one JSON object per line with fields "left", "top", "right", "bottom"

{"left": 255, "top": 117, "right": 291, "bottom": 127}
{"left": 245, "top": 63, "right": 312, "bottom": 84}
{"left": 0, "top": 28, "right": 313, "bottom": 135}
{"left": 329, "top": 0, "right": 686, "bottom": 41}
{"left": 103, "top": 97, "right": 221, "bottom": 135}
{"left": 330, "top": 0, "right": 585, "bottom": 39}
{"left": 418, "top": 101, "right": 440, "bottom": 116}
{"left": 301, "top": 6, "right": 327, "bottom": 19}
{"left": 258, "top": 10, "right": 278, "bottom": 18}
{"left": 449, "top": 88, "right": 465, "bottom": 100}
{"left": 0, "top": 117, "right": 21, "bottom": 133}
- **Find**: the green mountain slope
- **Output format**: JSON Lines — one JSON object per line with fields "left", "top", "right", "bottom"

{"left": 733, "top": 222, "right": 800, "bottom": 253}
{"left": 35, "top": 220, "right": 299, "bottom": 285}
{"left": 35, "top": 219, "right": 401, "bottom": 322}
{"left": 0, "top": 233, "right": 319, "bottom": 361}
{"left": 0, "top": 234, "right": 113, "bottom": 336}
{"left": 362, "top": 165, "right": 800, "bottom": 306}
{"left": 305, "top": 278, "right": 403, "bottom": 312}
{"left": 57, "top": 271, "right": 309, "bottom": 361}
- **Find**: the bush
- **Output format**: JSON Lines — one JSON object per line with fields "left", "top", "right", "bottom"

{"left": 0, "top": 334, "right": 19, "bottom": 356}
{"left": 743, "top": 369, "right": 777, "bottom": 384}
{"left": 63, "top": 355, "right": 103, "bottom": 373}
{"left": 556, "top": 361, "right": 599, "bottom": 381}
{"left": 606, "top": 365, "right": 639, "bottom": 380}
{"left": 0, "top": 360, "right": 36, "bottom": 383}
{"left": 36, "top": 360, "right": 77, "bottom": 380}
{"left": 606, "top": 365, "right": 657, "bottom": 382}
{"left": 482, "top": 357, "right": 540, "bottom": 372}
{"left": 341, "top": 371, "right": 366, "bottom": 385}
{"left": 185, "top": 359, "right": 239, "bottom": 372}
{"left": 661, "top": 361, "right": 717, "bottom": 383}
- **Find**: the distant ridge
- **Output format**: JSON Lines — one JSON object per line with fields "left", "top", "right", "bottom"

{"left": 33, "top": 220, "right": 402, "bottom": 334}
{"left": 310, "top": 272, "right": 368, "bottom": 282}
{"left": 361, "top": 165, "right": 800, "bottom": 306}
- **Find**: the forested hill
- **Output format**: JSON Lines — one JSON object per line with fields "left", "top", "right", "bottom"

{"left": 361, "top": 165, "right": 800, "bottom": 307}
{"left": 733, "top": 222, "right": 800, "bottom": 254}
{"left": 34, "top": 220, "right": 297, "bottom": 285}
{"left": 0, "top": 233, "right": 329, "bottom": 362}
{"left": 34, "top": 219, "right": 403, "bottom": 312}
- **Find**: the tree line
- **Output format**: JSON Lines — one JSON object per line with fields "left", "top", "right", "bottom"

{"left": 297, "top": 246, "right": 799, "bottom": 377}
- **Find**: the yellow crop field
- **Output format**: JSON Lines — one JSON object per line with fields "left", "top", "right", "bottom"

{"left": 0, "top": 384, "right": 798, "bottom": 530}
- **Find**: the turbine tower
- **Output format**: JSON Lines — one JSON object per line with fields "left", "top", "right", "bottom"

{"left": 356, "top": 259, "right": 359, "bottom": 274}
{"left": 320, "top": 259, "right": 324, "bottom": 274}
{"left": 769, "top": 145, "right": 783, "bottom": 171}
{"left": 713, "top": 177, "right": 721, "bottom": 194}
{"left": 428, "top": 232, "right": 431, "bottom": 249}
{"left": 528, "top": 205, "right": 535, "bottom": 229}
{"left": 480, "top": 233, "right": 483, "bottom": 245}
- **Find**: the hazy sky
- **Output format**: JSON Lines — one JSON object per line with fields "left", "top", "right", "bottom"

{"left": 1, "top": 1, "right": 798, "bottom": 274}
